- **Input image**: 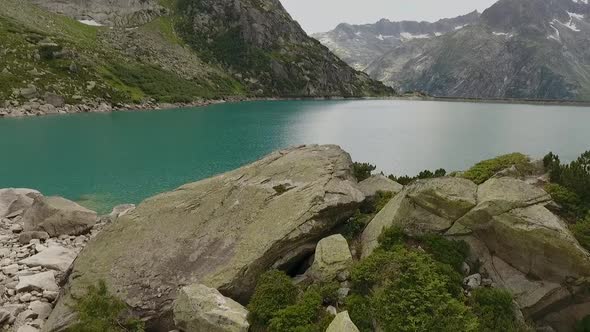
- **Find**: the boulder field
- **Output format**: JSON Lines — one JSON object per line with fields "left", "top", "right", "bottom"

{"left": 0, "top": 144, "right": 588, "bottom": 332}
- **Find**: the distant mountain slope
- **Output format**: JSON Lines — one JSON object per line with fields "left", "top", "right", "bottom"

{"left": 312, "top": 11, "right": 480, "bottom": 71}
{"left": 318, "top": 0, "right": 590, "bottom": 101}
{"left": 0, "top": 0, "right": 391, "bottom": 108}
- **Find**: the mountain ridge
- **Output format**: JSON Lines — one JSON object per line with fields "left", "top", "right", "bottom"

{"left": 316, "top": 0, "right": 590, "bottom": 101}
{"left": 0, "top": 0, "right": 392, "bottom": 115}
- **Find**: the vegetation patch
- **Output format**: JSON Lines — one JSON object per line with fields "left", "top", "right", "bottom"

{"left": 470, "top": 288, "right": 519, "bottom": 332}
{"left": 462, "top": 153, "right": 534, "bottom": 184}
{"left": 389, "top": 168, "right": 447, "bottom": 185}
{"left": 543, "top": 151, "right": 590, "bottom": 250}
{"left": 67, "top": 280, "right": 144, "bottom": 332}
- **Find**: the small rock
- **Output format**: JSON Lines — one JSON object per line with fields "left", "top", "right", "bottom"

{"left": 2, "top": 264, "right": 20, "bottom": 276}
{"left": 16, "top": 271, "right": 59, "bottom": 292}
{"left": 18, "top": 231, "right": 50, "bottom": 245}
{"left": 463, "top": 273, "right": 482, "bottom": 290}
{"left": 28, "top": 301, "right": 52, "bottom": 320}
{"left": 20, "top": 293, "right": 32, "bottom": 302}
{"left": 17, "top": 325, "right": 40, "bottom": 332}
{"left": 42, "top": 290, "right": 58, "bottom": 301}
{"left": 461, "top": 262, "right": 470, "bottom": 276}
{"left": 326, "top": 305, "right": 337, "bottom": 316}
{"left": 11, "top": 224, "right": 24, "bottom": 233}
{"left": 20, "top": 245, "right": 77, "bottom": 272}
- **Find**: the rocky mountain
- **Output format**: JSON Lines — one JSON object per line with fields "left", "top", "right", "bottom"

{"left": 0, "top": 0, "right": 391, "bottom": 115}
{"left": 312, "top": 11, "right": 480, "bottom": 71}
{"left": 318, "top": 0, "right": 590, "bottom": 100}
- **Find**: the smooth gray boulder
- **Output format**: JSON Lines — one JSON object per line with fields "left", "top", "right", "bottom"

{"left": 307, "top": 234, "right": 353, "bottom": 281}
{"left": 361, "top": 177, "right": 477, "bottom": 257}
{"left": 357, "top": 174, "right": 403, "bottom": 198}
{"left": 46, "top": 145, "right": 364, "bottom": 330}
{"left": 23, "top": 196, "right": 97, "bottom": 236}
{"left": 173, "top": 284, "right": 249, "bottom": 332}
{"left": 0, "top": 188, "right": 41, "bottom": 218}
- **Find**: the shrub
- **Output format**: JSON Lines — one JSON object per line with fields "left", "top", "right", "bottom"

{"left": 545, "top": 183, "right": 584, "bottom": 219}
{"left": 417, "top": 234, "right": 470, "bottom": 272}
{"left": 559, "top": 151, "right": 590, "bottom": 202}
{"left": 342, "top": 210, "right": 372, "bottom": 241}
{"left": 470, "top": 288, "right": 518, "bottom": 332}
{"left": 369, "top": 248, "right": 478, "bottom": 332}
{"left": 572, "top": 216, "right": 590, "bottom": 251}
{"left": 377, "top": 226, "right": 407, "bottom": 252}
{"left": 67, "top": 280, "right": 144, "bottom": 332}
{"left": 345, "top": 294, "right": 374, "bottom": 332}
{"left": 389, "top": 168, "right": 447, "bottom": 186}
{"left": 248, "top": 270, "right": 298, "bottom": 326}
{"left": 267, "top": 286, "right": 324, "bottom": 332}
{"left": 373, "top": 191, "right": 394, "bottom": 212}
{"left": 352, "top": 162, "right": 376, "bottom": 182}
{"left": 576, "top": 315, "right": 590, "bottom": 332}
{"left": 463, "top": 153, "right": 533, "bottom": 184}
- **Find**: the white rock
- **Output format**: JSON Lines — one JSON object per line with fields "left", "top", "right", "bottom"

{"left": 463, "top": 273, "right": 482, "bottom": 290}
{"left": 28, "top": 301, "right": 52, "bottom": 320}
{"left": 16, "top": 271, "right": 58, "bottom": 292}
{"left": 2, "top": 264, "right": 19, "bottom": 275}
{"left": 20, "top": 246, "right": 76, "bottom": 272}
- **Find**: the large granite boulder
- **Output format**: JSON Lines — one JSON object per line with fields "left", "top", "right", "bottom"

{"left": 326, "top": 311, "right": 359, "bottom": 332}
{"left": 357, "top": 174, "right": 403, "bottom": 198}
{"left": 361, "top": 176, "right": 590, "bottom": 331}
{"left": 173, "top": 284, "right": 249, "bottom": 332}
{"left": 22, "top": 196, "right": 97, "bottom": 237}
{"left": 361, "top": 177, "right": 477, "bottom": 257}
{"left": 45, "top": 145, "right": 364, "bottom": 330}
{"left": 307, "top": 234, "right": 353, "bottom": 281}
{"left": 0, "top": 188, "right": 41, "bottom": 218}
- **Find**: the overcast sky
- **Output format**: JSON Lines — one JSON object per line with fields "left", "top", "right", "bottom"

{"left": 281, "top": 0, "right": 498, "bottom": 33}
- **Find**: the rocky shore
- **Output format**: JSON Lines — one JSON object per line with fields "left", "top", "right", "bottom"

{"left": 0, "top": 94, "right": 253, "bottom": 118}
{"left": 0, "top": 145, "right": 588, "bottom": 332}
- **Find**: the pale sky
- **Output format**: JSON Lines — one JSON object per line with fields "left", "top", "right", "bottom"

{"left": 280, "top": 0, "right": 499, "bottom": 33}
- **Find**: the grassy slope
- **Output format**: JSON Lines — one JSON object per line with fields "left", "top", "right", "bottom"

{"left": 0, "top": 0, "right": 245, "bottom": 104}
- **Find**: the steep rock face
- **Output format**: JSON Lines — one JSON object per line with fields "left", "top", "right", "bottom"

{"left": 361, "top": 176, "right": 590, "bottom": 331}
{"left": 177, "top": 0, "right": 392, "bottom": 97}
{"left": 313, "top": 11, "right": 480, "bottom": 71}
{"left": 45, "top": 145, "right": 364, "bottom": 330}
{"left": 28, "top": 0, "right": 167, "bottom": 26}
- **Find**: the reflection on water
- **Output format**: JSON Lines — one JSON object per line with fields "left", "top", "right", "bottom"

{"left": 0, "top": 100, "right": 589, "bottom": 213}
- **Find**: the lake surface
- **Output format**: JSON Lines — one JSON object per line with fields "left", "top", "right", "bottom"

{"left": 1, "top": 99, "right": 589, "bottom": 213}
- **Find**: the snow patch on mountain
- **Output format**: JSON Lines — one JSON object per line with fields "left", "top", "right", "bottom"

{"left": 400, "top": 32, "right": 431, "bottom": 40}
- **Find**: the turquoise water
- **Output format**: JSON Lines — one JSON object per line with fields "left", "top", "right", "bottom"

{"left": 1, "top": 100, "right": 589, "bottom": 213}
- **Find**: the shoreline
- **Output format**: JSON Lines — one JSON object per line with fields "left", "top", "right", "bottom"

{"left": 1, "top": 95, "right": 589, "bottom": 119}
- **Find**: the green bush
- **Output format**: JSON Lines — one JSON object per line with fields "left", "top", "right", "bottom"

{"left": 545, "top": 183, "right": 584, "bottom": 219}
{"left": 463, "top": 153, "right": 533, "bottom": 184}
{"left": 377, "top": 226, "right": 407, "bottom": 252}
{"left": 67, "top": 280, "right": 144, "bottom": 332}
{"left": 417, "top": 234, "right": 470, "bottom": 272}
{"left": 389, "top": 168, "right": 446, "bottom": 186}
{"left": 248, "top": 269, "right": 298, "bottom": 326}
{"left": 572, "top": 216, "right": 590, "bottom": 251}
{"left": 342, "top": 210, "right": 372, "bottom": 241}
{"left": 368, "top": 248, "right": 478, "bottom": 332}
{"left": 373, "top": 191, "right": 394, "bottom": 212}
{"left": 470, "top": 288, "right": 518, "bottom": 332}
{"left": 350, "top": 250, "right": 396, "bottom": 295}
{"left": 576, "top": 315, "right": 590, "bottom": 332}
{"left": 559, "top": 151, "right": 590, "bottom": 202}
{"left": 345, "top": 294, "right": 374, "bottom": 332}
{"left": 268, "top": 286, "right": 324, "bottom": 332}
{"left": 352, "top": 162, "right": 376, "bottom": 182}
